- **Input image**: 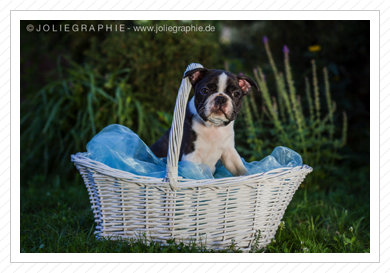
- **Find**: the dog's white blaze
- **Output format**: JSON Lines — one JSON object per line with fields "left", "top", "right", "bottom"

{"left": 217, "top": 72, "right": 228, "bottom": 94}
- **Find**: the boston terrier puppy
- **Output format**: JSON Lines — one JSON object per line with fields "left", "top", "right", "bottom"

{"left": 150, "top": 67, "right": 259, "bottom": 176}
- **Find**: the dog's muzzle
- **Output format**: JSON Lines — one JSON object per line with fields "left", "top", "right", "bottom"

{"left": 202, "top": 93, "right": 235, "bottom": 126}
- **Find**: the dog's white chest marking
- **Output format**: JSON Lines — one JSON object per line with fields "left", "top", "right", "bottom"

{"left": 184, "top": 97, "right": 236, "bottom": 173}
{"left": 182, "top": 119, "right": 234, "bottom": 174}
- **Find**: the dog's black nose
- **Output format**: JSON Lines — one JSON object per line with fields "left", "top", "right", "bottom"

{"left": 215, "top": 96, "right": 227, "bottom": 105}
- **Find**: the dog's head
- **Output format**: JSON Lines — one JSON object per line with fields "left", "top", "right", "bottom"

{"left": 184, "top": 68, "right": 258, "bottom": 126}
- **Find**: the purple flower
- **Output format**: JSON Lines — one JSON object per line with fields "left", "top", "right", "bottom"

{"left": 263, "top": 36, "right": 268, "bottom": 44}
{"left": 283, "top": 45, "right": 289, "bottom": 54}
{"left": 238, "top": 72, "right": 244, "bottom": 76}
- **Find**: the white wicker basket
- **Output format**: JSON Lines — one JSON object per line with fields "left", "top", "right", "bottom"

{"left": 71, "top": 63, "right": 313, "bottom": 252}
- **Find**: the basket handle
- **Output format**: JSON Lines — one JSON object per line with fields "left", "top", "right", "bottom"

{"left": 165, "top": 63, "right": 204, "bottom": 190}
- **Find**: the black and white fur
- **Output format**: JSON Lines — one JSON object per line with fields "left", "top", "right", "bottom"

{"left": 150, "top": 67, "right": 258, "bottom": 176}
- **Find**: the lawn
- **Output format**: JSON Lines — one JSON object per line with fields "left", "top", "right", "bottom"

{"left": 20, "top": 164, "right": 369, "bottom": 253}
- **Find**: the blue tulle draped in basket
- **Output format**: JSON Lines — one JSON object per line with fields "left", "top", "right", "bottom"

{"left": 86, "top": 124, "right": 302, "bottom": 180}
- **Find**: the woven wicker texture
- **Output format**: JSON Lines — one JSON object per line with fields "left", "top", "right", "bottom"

{"left": 71, "top": 63, "right": 313, "bottom": 252}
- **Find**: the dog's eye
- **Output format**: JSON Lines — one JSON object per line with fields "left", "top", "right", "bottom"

{"left": 201, "top": 88, "right": 209, "bottom": 94}
{"left": 233, "top": 91, "right": 241, "bottom": 98}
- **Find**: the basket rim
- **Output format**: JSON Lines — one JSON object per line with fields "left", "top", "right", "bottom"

{"left": 71, "top": 152, "right": 313, "bottom": 189}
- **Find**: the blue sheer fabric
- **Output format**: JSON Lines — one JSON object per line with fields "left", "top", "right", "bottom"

{"left": 86, "top": 124, "right": 302, "bottom": 180}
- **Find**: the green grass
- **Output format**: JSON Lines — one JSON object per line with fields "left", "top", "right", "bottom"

{"left": 20, "top": 165, "right": 369, "bottom": 253}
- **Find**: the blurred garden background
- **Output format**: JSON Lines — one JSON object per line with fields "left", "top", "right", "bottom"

{"left": 20, "top": 20, "right": 370, "bottom": 253}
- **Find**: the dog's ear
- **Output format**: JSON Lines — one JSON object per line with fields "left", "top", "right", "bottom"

{"left": 183, "top": 68, "right": 209, "bottom": 86}
{"left": 237, "top": 75, "right": 259, "bottom": 96}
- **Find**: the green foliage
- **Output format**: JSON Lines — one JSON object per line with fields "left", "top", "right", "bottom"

{"left": 21, "top": 20, "right": 224, "bottom": 182}
{"left": 235, "top": 39, "right": 348, "bottom": 190}
{"left": 264, "top": 169, "right": 369, "bottom": 253}
{"left": 83, "top": 20, "right": 224, "bottom": 112}
{"left": 21, "top": 58, "right": 169, "bottom": 180}
{"left": 222, "top": 21, "right": 369, "bottom": 171}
